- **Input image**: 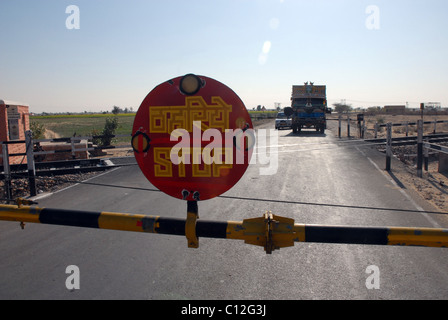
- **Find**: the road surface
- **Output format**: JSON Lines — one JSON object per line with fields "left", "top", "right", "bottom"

{"left": 1, "top": 121, "right": 448, "bottom": 300}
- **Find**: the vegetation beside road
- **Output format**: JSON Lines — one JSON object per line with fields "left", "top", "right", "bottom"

{"left": 31, "top": 113, "right": 134, "bottom": 144}
{"left": 30, "top": 111, "right": 278, "bottom": 143}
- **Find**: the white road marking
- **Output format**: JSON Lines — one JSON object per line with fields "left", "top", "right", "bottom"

{"left": 31, "top": 167, "right": 121, "bottom": 201}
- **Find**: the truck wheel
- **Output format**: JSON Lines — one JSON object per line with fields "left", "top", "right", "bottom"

{"left": 293, "top": 125, "right": 297, "bottom": 134}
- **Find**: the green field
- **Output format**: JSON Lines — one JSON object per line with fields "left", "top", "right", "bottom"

{"left": 31, "top": 113, "right": 135, "bottom": 145}
{"left": 30, "top": 111, "right": 277, "bottom": 145}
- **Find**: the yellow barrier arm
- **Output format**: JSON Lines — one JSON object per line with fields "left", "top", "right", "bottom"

{"left": 1, "top": 203, "right": 448, "bottom": 254}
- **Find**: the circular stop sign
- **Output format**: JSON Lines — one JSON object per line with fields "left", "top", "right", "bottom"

{"left": 132, "top": 74, "right": 253, "bottom": 201}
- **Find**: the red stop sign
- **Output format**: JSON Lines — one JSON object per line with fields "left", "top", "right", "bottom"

{"left": 132, "top": 74, "right": 253, "bottom": 201}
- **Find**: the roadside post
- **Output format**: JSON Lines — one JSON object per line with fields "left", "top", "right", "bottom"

{"left": 338, "top": 115, "right": 342, "bottom": 138}
{"left": 347, "top": 115, "right": 350, "bottom": 137}
{"left": 357, "top": 114, "right": 364, "bottom": 139}
{"left": 361, "top": 115, "right": 366, "bottom": 139}
{"left": 386, "top": 123, "right": 392, "bottom": 171}
{"left": 417, "top": 119, "right": 423, "bottom": 178}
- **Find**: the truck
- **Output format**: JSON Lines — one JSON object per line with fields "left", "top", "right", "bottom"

{"left": 284, "top": 82, "right": 328, "bottom": 134}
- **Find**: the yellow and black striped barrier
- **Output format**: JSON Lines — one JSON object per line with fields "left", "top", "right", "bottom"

{"left": 1, "top": 202, "right": 448, "bottom": 254}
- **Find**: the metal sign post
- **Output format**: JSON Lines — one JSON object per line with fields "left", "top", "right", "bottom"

{"left": 131, "top": 74, "right": 254, "bottom": 248}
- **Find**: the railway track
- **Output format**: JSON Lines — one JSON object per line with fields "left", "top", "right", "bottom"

{"left": 0, "top": 157, "right": 136, "bottom": 179}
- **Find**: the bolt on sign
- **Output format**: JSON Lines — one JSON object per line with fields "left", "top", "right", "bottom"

{"left": 132, "top": 74, "right": 254, "bottom": 201}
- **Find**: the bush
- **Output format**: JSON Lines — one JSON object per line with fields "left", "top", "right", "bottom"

{"left": 91, "top": 116, "right": 119, "bottom": 147}
{"left": 30, "top": 121, "right": 46, "bottom": 139}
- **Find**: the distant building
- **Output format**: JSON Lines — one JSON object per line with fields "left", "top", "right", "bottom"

{"left": 384, "top": 105, "right": 406, "bottom": 114}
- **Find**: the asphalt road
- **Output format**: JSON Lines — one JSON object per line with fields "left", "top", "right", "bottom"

{"left": 1, "top": 121, "right": 448, "bottom": 300}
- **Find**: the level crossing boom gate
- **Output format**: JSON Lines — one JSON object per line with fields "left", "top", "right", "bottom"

{"left": 1, "top": 74, "right": 448, "bottom": 254}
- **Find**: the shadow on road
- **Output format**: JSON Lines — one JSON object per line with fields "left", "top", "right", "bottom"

{"left": 284, "top": 131, "right": 327, "bottom": 138}
{"left": 386, "top": 170, "right": 407, "bottom": 189}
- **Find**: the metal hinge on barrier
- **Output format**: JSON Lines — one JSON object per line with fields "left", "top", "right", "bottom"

{"left": 242, "top": 212, "right": 296, "bottom": 254}
{"left": 15, "top": 198, "right": 38, "bottom": 230}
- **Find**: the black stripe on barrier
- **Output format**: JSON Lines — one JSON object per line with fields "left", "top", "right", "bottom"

{"left": 197, "top": 220, "right": 228, "bottom": 239}
{"left": 304, "top": 225, "right": 389, "bottom": 245}
{"left": 149, "top": 218, "right": 229, "bottom": 239}
{"left": 39, "top": 208, "right": 101, "bottom": 228}
{"left": 149, "top": 216, "right": 230, "bottom": 239}
{"left": 155, "top": 217, "right": 186, "bottom": 236}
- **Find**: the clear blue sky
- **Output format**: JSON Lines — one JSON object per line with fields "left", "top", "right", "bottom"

{"left": 1, "top": 0, "right": 447, "bottom": 113}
